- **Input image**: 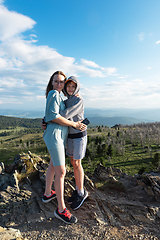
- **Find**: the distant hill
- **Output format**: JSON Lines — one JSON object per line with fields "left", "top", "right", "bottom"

{"left": 0, "top": 109, "right": 44, "bottom": 119}
{"left": 84, "top": 108, "right": 160, "bottom": 122}
{"left": 0, "top": 108, "right": 160, "bottom": 123}
{"left": 87, "top": 116, "right": 149, "bottom": 127}
{"left": 0, "top": 115, "right": 42, "bottom": 130}
{"left": 0, "top": 115, "right": 152, "bottom": 129}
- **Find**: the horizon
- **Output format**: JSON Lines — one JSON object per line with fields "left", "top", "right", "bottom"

{"left": 0, "top": 0, "right": 160, "bottom": 111}
{"left": 1, "top": 107, "right": 160, "bottom": 123}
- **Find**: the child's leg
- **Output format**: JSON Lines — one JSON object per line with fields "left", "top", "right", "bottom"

{"left": 70, "top": 156, "right": 84, "bottom": 193}
{"left": 70, "top": 156, "right": 88, "bottom": 210}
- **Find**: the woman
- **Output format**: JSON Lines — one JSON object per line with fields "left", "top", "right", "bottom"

{"left": 42, "top": 71, "right": 86, "bottom": 224}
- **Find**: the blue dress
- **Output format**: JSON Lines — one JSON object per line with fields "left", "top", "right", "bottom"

{"left": 43, "top": 90, "right": 68, "bottom": 166}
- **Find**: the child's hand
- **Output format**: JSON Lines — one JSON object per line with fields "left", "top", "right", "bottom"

{"left": 75, "top": 93, "right": 82, "bottom": 99}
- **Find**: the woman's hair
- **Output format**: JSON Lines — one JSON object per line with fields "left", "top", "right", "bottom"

{"left": 45, "top": 71, "right": 67, "bottom": 98}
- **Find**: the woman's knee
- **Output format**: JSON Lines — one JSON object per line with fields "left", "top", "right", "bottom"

{"left": 54, "top": 165, "right": 66, "bottom": 177}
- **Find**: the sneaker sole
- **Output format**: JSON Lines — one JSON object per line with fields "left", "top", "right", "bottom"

{"left": 72, "top": 191, "right": 88, "bottom": 210}
{"left": 54, "top": 211, "right": 77, "bottom": 224}
{"left": 42, "top": 195, "right": 56, "bottom": 203}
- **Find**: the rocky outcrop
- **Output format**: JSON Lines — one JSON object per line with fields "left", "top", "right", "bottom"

{"left": 0, "top": 226, "right": 26, "bottom": 240}
{"left": 0, "top": 153, "right": 160, "bottom": 239}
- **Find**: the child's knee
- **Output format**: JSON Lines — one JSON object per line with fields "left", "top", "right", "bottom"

{"left": 72, "top": 159, "right": 81, "bottom": 168}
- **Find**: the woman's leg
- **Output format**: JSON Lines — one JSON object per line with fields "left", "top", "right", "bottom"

{"left": 54, "top": 165, "right": 66, "bottom": 212}
{"left": 45, "top": 159, "right": 55, "bottom": 195}
{"left": 71, "top": 157, "right": 84, "bottom": 191}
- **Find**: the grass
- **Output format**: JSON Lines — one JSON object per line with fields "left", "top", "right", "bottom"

{"left": 0, "top": 125, "right": 160, "bottom": 176}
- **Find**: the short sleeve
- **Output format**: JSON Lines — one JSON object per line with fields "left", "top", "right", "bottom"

{"left": 44, "top": 90, "right": 61, "bottom": 122}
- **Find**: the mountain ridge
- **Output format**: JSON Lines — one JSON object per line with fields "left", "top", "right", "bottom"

{"left": 0, "top": 114, "right": 153, "bottom": 128}
{"left": 0, "top": 108, "right": 159, "bottom": 127}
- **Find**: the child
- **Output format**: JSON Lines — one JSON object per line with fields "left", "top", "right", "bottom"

{"left": 60, "top": 76, "right": 88, "bottom": 210}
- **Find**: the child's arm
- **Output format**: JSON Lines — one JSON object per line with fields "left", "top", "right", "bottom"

{"left": 60, "top": 98, "right": 83, "bottom": 119}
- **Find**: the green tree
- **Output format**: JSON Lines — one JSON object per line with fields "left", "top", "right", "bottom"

{"left": 117, "top": 131, "right": 120, "bottom": 137}
{"left": 98, "top": 136, "right": 102, "bottom": 144}
{"left": 152, "top": 153, "right": 160, "bottom": 168}
{"left": 107, "top": 144, "right": 114, "bottom": 157}
{"left": 87, "top": 135, "right": 91, "bottom": 144}
{"left": 100, "top": 157, "right": 104, "bottom": 165}
{"left": 138, "top": 166, "right": 146, "bottom": 175}
{"left": 97, "top": 144, "right": 101, "bottom": 156}
{"left": 95, "top": 136, "right": 99, "bottom": 145}
{"left": 85, "top": 147, "right": 91, "bottom": 158}
{"left": 101, "top": 143, "right": 107, "bottom": 156}
{"left": 98, "top": 126, "right": 102, "bottom": 132}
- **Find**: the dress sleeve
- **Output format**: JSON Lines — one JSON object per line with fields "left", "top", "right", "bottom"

{"left": 60, "top": 97, "right": 83, "bottom": 119}
{"left": 45, "top": 90, "right": 61, "bottom": 122}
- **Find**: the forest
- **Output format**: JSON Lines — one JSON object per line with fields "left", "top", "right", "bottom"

{"left": 0, "top": 115, "right": 42, "bottom": 130}
{"left": 0, "top": 116, "right": 160, "bottom": 176}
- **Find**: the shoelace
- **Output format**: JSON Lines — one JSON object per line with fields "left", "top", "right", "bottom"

{"left": 62, "top": 208, "right": 72, "bottom": 218}
{"left": 51, "top": 190, "right": 56, "bottom": 195}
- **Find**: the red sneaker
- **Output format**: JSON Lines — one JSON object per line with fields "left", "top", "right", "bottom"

{"left": 54, "top": 208, "right": 77, "bottom": 224}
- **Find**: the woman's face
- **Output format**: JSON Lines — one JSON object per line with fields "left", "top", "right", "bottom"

{"left": 52, "top": 74, "right": 65, "bottom": 93}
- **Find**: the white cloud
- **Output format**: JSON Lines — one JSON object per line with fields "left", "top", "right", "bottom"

{"left": 0, "top": 3, "right": 117, "bottom": 110}
{"left": 81, "top": 59, "right": 100, "bottom": 68}
{"left": 82, "top": 79, "right": 160, "bottom": 109}
{"left": 79, "top": 59, "right": 117, "bottom": 77}
{"left": 156, "top": 40, "right": 160, "bottom": 44}
{"left": 101, "top": 67, "right": 117, "bottom": 76}
{"left": 0, "top": 4, "right": 36, "bottom": 41}
{"left": 117, "top": 74, "right": 131, "bottom": 79}
{"left": 0, "top": 2, "right": 159, "bottom": 110}
{"left": 138, "top": 33, "right": 144, "bottom": 42}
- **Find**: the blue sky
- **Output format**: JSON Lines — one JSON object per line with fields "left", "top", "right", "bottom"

{"left": 0, "top": 0, "right": 160, "bottom": 111}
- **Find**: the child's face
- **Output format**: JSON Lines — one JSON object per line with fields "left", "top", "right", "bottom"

{"left": 66, "top": 81, "right": 77, "bottom": 95}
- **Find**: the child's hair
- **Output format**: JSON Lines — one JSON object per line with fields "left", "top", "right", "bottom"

{"left": 45, "top": 71, "right": 67, "bottom": 98}
{"left": 65, "top": 80, "right": 76, "bottom": 86}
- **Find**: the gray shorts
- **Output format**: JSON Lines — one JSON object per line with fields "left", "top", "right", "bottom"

{"left": 66, "top": 135, "right": 87, "bottom": 160}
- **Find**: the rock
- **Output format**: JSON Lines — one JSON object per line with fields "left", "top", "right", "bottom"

{"left": 0, "top": 226, "right": 23, "bottom": 240}
{"left": 0, "top": 151, "right": 160, "bottom": 239}
{"left": 5, "top": 162, "right": 16, "bottom": 173}
{"left": 84, "top": 174, "right": 95, "bottom": 190}
{"left": 0, "top": 162, "right": 5, "bottom": 174}
{"left": 0, "top": 173, "right": 9, "bottom": 190}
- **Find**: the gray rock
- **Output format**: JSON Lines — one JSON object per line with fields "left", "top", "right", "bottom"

{"left": 0, "top": 162, "right": 5, "bottom": 174}
{"left": 0, "top": 226, "right": 22, "bottom": 240}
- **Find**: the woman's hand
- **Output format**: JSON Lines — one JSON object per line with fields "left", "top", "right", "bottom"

{"left": 74, "top": 121, "right": 86, "bottom": 131}
{"left": 41, "top": 118, "right": 47, "bottom": 130}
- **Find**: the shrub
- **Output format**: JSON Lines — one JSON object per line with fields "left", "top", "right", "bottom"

{"left": 152, "top": 153, "right": 160, "bottom": 168}
{"left": 138, "top": 166, "right": 146, "bottom": 175}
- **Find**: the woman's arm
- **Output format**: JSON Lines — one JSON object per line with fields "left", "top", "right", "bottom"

{"left": 52, "top": 116, "right": 86, "bottom": 131}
